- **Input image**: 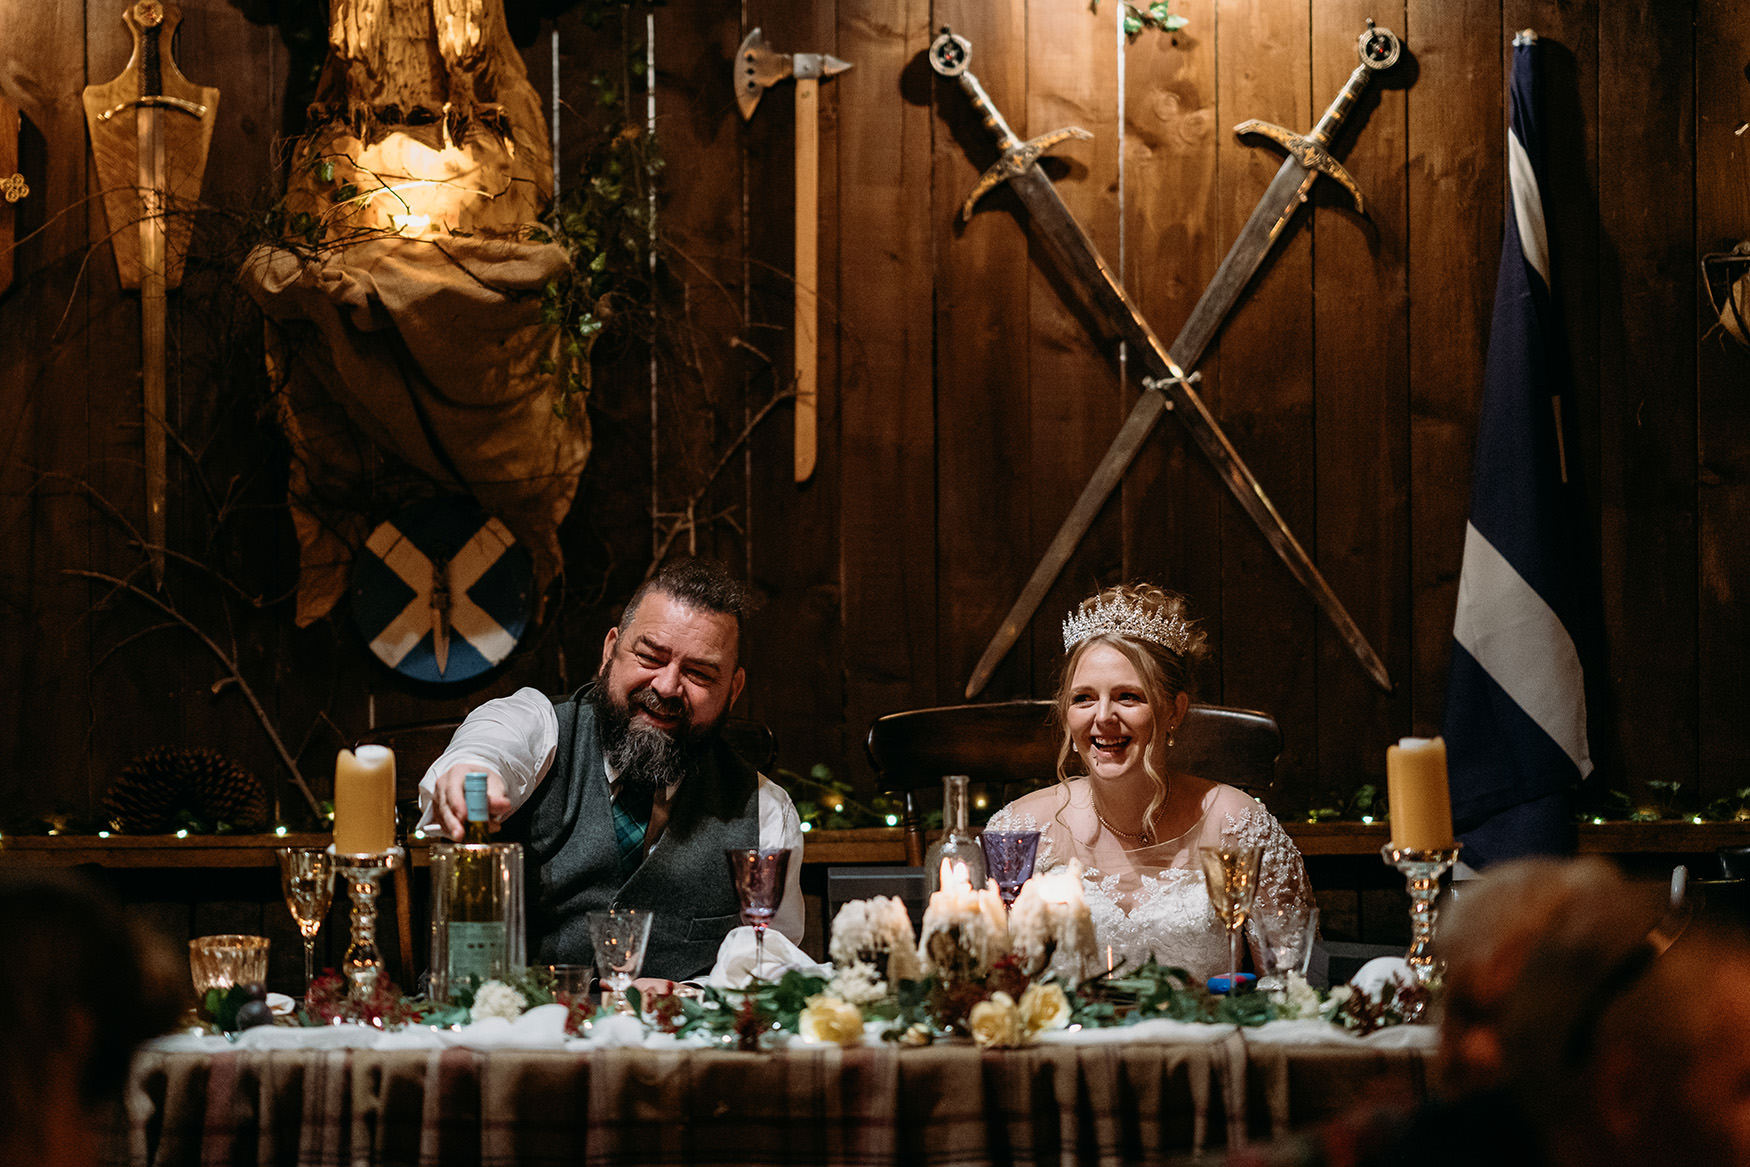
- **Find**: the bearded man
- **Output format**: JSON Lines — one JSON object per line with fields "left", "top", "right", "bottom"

{"left": 418, "top": 558, "right": 803, "bottom": 982}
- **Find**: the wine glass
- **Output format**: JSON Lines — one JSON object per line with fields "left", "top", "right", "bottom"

{"left": 586, "top": 909, "right": 653, "bottom": 1015}
{"left": 1198, "top": 844, "right": 1263, "bottom": 993}
{"left": 276, "top": 847, "right": 334, "bottom": 997}
{"left": 979, "top": 830, "right": 1041, "bottom": 909}
{"left": 725, "top": 847, "right": 791, "bottom": 979}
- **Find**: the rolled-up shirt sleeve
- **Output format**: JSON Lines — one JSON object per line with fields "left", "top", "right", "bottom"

{"left": 415, "top": 687, "right": 558, "bottom": 832}
{"left": 759, "top": 775, "right": 806, "bottom": 944}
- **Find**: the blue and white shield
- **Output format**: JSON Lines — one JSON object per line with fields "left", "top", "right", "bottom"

{"left": 350, "top": 499, "right": 534, "bottom": 685}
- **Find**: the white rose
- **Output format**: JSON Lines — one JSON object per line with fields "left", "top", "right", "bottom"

{"left": 470, "top": 980, "right": 528, "bottom": 1023}
{"left": 969, "top": 992, "right": 1023, "bottom": 1049}
{"left": 1018, "top": 982, "right": 1070, "bottom": 1036}
{"left": 799, "top": 995, "right": 865, "bottom": 1046}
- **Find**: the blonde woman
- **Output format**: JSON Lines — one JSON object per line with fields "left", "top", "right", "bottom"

{"left": 986, "top": 583, "right": 1315, "bottom": 982}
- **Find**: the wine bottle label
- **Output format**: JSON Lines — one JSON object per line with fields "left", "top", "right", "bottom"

{"left": 447, "top": 921, "right": 505, "bottom": 985}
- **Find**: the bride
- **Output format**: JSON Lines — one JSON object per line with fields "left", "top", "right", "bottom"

{"left": 986, "top": 583, "right": 1316, "bottom": 984}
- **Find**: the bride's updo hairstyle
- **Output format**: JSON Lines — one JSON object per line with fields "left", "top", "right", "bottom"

{"left": 1052, "top": 584, "right": 1211, "bottom": 826}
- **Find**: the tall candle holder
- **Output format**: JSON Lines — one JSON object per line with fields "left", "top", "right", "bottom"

{"left": 1380, "top": 842, "right": 1460, "bottom": 985}
{"left": 330, "top": 845, "right": 403, "bottom": 1006}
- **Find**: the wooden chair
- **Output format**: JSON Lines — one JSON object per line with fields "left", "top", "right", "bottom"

{"left": 864, "top": 699, "right": 1282, "bottom": 865}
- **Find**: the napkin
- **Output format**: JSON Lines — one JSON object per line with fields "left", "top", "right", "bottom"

{"left": 704, "top": 926, "right": 831, "bottom": 989}
{"left": 1349, "top": 956, "right": 1417, "bottom": 999}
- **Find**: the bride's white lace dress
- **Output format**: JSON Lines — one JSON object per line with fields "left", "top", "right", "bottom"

{"left": 986, "top": 779, "right": 1314, "bottom": 984}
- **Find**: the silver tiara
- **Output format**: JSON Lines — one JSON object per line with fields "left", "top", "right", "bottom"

{"left": 1062, "top": 593, "right": 1195, "bottom": 655}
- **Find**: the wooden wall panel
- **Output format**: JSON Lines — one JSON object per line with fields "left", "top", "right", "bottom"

{"left": 1211, "top": 0, "right": 1319, "bottom": 804}
{"left": 1018, "top": 0, "right": 1124, "bottom": 682}
{"left": 1597, "top": 2, "right": 1697, "bottom": 796}
{"left": 1, "top": 0, "right": 1745, "bottom": 830}
{"left": 1405, "top": 0, "right": 1502, "bottom": 737}
{"left": 836, "top": 0, "right": 937, "bottom": 774}
{"left": 1311, "top": 0, "right": 1412, "bottom": 798}
{"left": 1118, "top": 0, "right": 1224, "bottom": 684}
{"left": 0, "top": 0, "right": 94, "bottom": 823}
{"left": 1696, "top": 0, "right": 1750, "bottom": 798}
{"left": 740, "top": 0, "right": 847, "bottom": 782}
{"left": 932, "top": 0, "right": 1034, "bottom": 700}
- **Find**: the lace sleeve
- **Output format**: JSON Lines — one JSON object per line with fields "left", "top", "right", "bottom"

{"left": 1223, "top": 803, "right": 1317, "bottom": 966}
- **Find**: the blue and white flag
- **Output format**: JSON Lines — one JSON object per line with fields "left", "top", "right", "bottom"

{"left": 1442, "top": 31, "right": 1593, "bottom": 866}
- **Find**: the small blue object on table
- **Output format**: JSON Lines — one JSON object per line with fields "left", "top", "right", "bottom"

{"left": 1206, "top": 972, "right": 1257, "bottom": 995}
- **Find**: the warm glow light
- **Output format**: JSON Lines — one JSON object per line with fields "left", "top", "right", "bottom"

{"left": 390, "top": 213, "right": 431, "bottom": 235}
{"left": 974, "top": 795, "right": 987, "bottom": 809}
{"left": 1592, "top": 816, "right": 1605, "bottom": 825}
{"left": 1693, "top": 815, "right": 1705, "bottom": 825}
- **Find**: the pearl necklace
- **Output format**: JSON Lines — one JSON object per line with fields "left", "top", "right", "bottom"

{"left": 1094, "top": 804, "right": 1157, "bottom": 846}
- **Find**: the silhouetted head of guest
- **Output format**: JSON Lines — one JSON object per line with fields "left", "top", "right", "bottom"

{"left": 1437, "top": 856, "right": 1750, "bottom": 1166}
{"left": 0, "top": 871, "right": 183, "bottom": 1167}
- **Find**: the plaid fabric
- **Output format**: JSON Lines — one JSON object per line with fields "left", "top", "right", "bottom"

{"left": 119, "top": 1037, "right": 1429, "bottom": 1167}
{"left": 612, "top": 783, "right": 655, "bottom": 878}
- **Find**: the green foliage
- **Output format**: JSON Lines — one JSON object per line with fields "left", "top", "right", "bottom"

{"left": 1091, "top": 0, "right": 1189, "bottom": 38}
{"left": 1304, "top": 783, "right": 1382, "bottom": 824}
{"left": 659, "top": 970, "right": 832, "bottom": 1049}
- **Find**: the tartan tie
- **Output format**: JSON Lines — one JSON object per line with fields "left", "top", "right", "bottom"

{"left": 612, "top": 783, "right": 654, "bottom": 879}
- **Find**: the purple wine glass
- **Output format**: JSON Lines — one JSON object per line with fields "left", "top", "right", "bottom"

{"left": 980, "top": 830, "right": 1041, "bottom": 908}
{"left": 725, "top": 847, "right": 792, "bottom": 978}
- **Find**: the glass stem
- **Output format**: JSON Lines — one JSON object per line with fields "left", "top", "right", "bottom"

{"left": 303, "top": 938, "right": 316, "bottom": 998}
{"left": 1229, "top": 925, "right": 1242, "bottom": 991}
{"left": 754, "top": 922, "right": 767, "bottom": 980}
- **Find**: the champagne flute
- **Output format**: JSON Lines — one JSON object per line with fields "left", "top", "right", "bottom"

{"left": 725, "top": 847, "right": 791, "bottom": 979}
{"left": 1199, "top": 844, "right": 1263, "bottom": 993}
{"left": 277, "top": 847, "right": 334, "bottom": 997}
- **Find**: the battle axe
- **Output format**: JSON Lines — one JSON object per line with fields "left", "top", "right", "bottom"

{"left": 735, "top": 28, "right": 851, "bottom": 484}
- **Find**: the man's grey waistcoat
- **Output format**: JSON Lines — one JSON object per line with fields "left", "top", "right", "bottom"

{"left": 504, "top": 693, "right": 759, "bottom": 981}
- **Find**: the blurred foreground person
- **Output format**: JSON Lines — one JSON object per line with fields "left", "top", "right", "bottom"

{"left": 1231, "top": 856, "right": 1750, "bottom": 1166}
{"left": 0, "top": 871, "right": 182, "bottom": 1167}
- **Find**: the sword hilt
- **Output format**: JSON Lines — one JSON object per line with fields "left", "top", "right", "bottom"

{"left": 930, "top": 28, "right": 1094, "bottom": 221}
{"left": 1233, "top": 20, "right": 1401, "bottom": 217}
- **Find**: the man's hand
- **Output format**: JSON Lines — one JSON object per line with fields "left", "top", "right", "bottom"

{"left": 432, "top": 764, "right": 510, "bottom": 839}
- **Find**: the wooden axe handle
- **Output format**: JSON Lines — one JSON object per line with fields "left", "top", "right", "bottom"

{"left": 793, "top": 78, "right": 818, "bottom": 483}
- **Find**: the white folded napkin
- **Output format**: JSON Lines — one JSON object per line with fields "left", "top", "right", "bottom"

{"left": 704, "top": 926, "right": 832, "bottom": 989}
{"left": 1349, "top": 956, "right": 1417, "bottom": 1000}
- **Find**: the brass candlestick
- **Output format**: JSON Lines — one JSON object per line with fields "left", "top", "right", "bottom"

{"left": 1380, "top": 842, "right": 1461, "bottom": 985}
{"left": 330, "top": 846, "right": 402, "bottom": 1007}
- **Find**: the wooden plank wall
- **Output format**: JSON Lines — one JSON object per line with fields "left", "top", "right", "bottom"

{"left": 0, "top": 0, "right": 1745, "bottom": 831}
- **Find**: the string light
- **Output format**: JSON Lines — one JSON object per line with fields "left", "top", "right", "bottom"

{"left": 885, "top": 814, "right": 899, "bottom": 827}
{"left": 799, "top": 821, "right": 813, "bottom": 833}
{"left": 274, "top": 825, "right": 288, "bottom": 837}
{"left": 98, "top": 830, "right": 111, "bottom": 839}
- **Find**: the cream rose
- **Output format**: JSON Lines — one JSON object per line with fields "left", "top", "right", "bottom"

{"left": 968, "top": 992, "right": 1023, "bottom": 1048}
{"left": 1018, "top": 982, "right": 1070, "bottom": 1036}
{"left": 799, "top": 995, "right": 865, "bottom": 1046}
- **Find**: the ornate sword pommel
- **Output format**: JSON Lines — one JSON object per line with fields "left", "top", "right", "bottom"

{"left": 1356, "top": 19, "right": 1402, "bottom": 72}
{"left": 961, "top": 127, "right": 1093, "bottom": 221}
{"left": 1, "top": 174, "right": 27, "bottom": 203}
{"left": 927, "top": 27, "right": 971, "bottom": 78}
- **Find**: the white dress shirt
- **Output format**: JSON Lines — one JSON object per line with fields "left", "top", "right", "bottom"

{"left": 416, "top": 687, "right": 806, "bottom": 944}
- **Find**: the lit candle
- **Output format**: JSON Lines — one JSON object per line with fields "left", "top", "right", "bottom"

{"left": 1010, "top": 861, "right": 1101, "bottom": 986}
{"left": 334, "top": 745, "right": 396, "bottom": 855}
{"left": 919, "top": 859, "right": 1009, "bottom": 978}
{"left": 1386, "top": 737, "right": 1454, "bottom": 850}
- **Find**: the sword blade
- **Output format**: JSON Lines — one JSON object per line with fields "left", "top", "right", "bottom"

{"left": 137, "top": 100, "right": 168, "bottom": 588}
{"left": 958, "top": 79, "right": 1390, "bottom": 697}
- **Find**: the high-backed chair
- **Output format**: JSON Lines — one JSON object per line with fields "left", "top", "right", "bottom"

{"left": 864, "top": 699, "right": 1282, "bottom": 865}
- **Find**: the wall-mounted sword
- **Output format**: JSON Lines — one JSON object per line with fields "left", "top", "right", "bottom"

{"left": 935, "top": 23, "right": 1403, "bottom": 698}
{"left": 82, "top": 1, "right": 219, "bottom": 588}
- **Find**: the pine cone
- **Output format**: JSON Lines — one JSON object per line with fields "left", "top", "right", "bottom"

{"left": 189, "top": 750, "right": 269, "bottom": 829}
{"left": 104, "top": 748, "right": 268, "bottom": 833}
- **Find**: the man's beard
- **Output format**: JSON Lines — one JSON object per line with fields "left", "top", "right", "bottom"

{"left": 590, "top": 667, "right": 723, "bottom": 790}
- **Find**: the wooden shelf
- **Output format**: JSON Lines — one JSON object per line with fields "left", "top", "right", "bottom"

{"left": 4, "top": 820, "right": 1748, "bottom": 869}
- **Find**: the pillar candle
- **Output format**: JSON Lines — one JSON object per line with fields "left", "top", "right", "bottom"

{"left": 1386, "top": 737, "right": 1454, "bottom": 851}
{"left": 333, "top": 745, "right": 396, "bottom": 855}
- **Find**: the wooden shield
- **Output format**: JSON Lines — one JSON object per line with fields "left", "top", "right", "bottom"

{"left": 80, "top": 1, "right": 218, "bottom": 291}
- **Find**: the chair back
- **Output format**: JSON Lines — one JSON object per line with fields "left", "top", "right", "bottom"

{"left": 864, "top": 699, "right": 1281, "bottom": 863}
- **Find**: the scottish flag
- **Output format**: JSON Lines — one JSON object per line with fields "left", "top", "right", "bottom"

{"left": 1443, "top": 31, "right": 1592, "bottom": 866}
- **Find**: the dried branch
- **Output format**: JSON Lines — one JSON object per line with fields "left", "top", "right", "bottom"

{"left": 63, "top": 567, "right": 323, "bottom": 820}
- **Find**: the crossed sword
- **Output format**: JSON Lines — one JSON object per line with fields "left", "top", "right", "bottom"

{"left": 933, "top": 22, "right": 1403, "bottom": 698}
